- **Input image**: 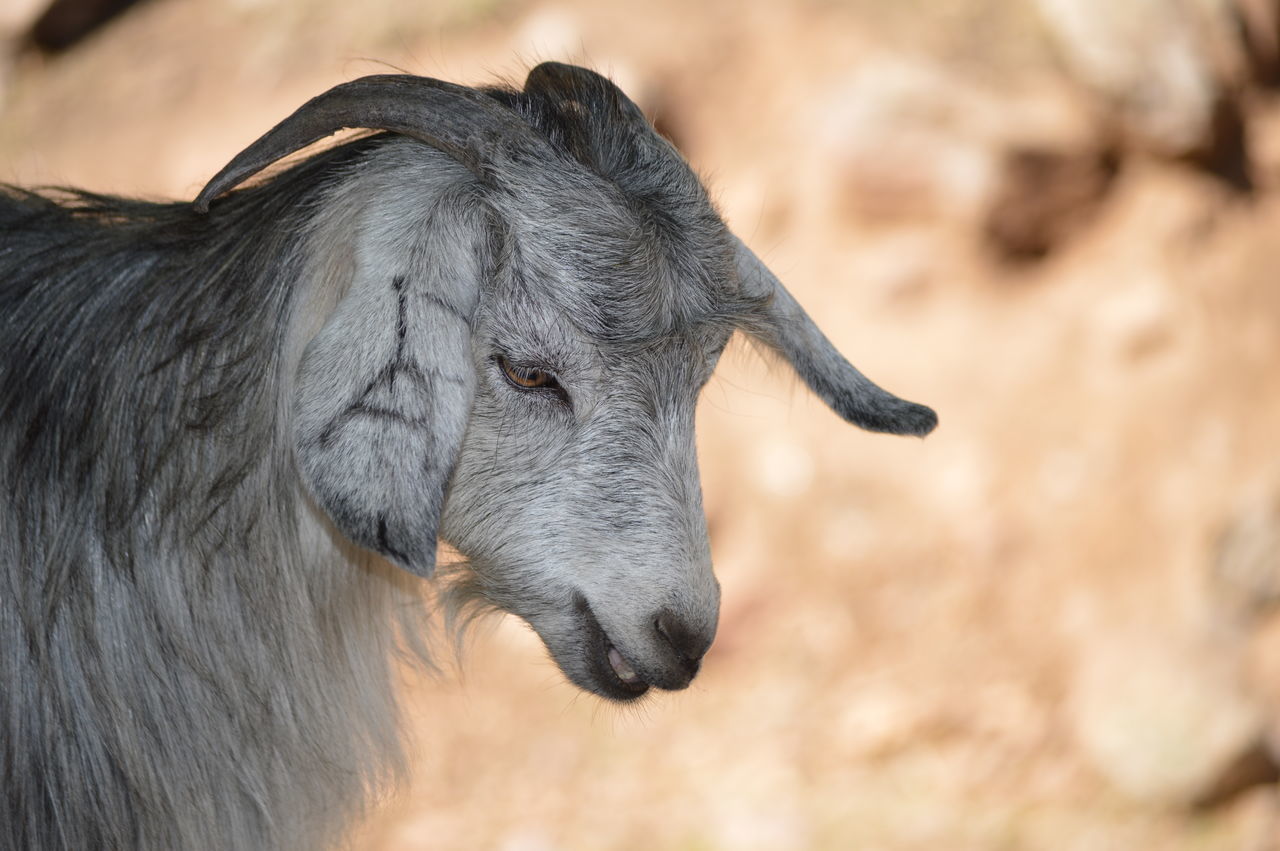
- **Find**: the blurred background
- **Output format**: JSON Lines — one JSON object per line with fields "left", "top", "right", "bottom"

{"left": 4, "top": 0, "right": 1280, "bottom": 848}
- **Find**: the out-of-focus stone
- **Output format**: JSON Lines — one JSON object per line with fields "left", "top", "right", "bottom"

{"left": 0, "top": 0, "right": 46, "bottom": 34}
{"left": 1070, "top": 634, "right": 1265, "bottom": 803}
{"left": 30, "top": 0, "right": 147, "bottom": 53}
{"left": 497, "top": 828, "right": 557, "bottom": 851}
{"left": 983, "top": 145, "right": 1120, "bottom": 261}
{"left": 814, "top": 56, "right": 1000, "bottom": 226}
{"left": 752, "top": 437, "right": 815, "bottom": 500}
{"left": 1091, "top": 276, "right": 1178, "bottom": 363}
{"left": 851, "top": 229, "right": 937, "bottom": 306}
{"left": 1033, "top": 0, "right": 1225, "bottom": 156}
{"left": 1188, "top": 738, "right": 1280, "bottom": 809}
{"left": 1213, "top": 489, "right": 1280, "bottom": 626}
{"left": 1246, "top": 615, "right": 1280, "bottom": 749}
{"left": 1033, "top": 0, "right": 1266, "bottom": 188}
{"left": 0, "top": 0, "right": 45, "bottom": 110}
{"left": 1236, "top": 0, "right": 1280, "bottom": 85}
{"left": 511, "top": 6, "right": 581, "bottom": 60}
{"left": 833, "top": 684, "right": 927, "bottom": 759}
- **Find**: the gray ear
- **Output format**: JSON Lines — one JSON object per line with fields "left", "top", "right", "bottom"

{"left": 292, "top": 204, "right": 487, "bottom": 578}
{"left": 733, "top": 234, "right": 938, "bottom": 437}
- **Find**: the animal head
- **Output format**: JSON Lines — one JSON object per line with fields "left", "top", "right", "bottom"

{"left": 196, "top": 63, "right": 936, "bottom": 701}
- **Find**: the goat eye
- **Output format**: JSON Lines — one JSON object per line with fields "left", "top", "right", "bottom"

{"left": 497, "top": 355, "right": 561, "bottom": 392}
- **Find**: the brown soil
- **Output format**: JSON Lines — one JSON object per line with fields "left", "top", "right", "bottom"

{"left": 5, "top": 1, "right": 1280, "bottom": 848}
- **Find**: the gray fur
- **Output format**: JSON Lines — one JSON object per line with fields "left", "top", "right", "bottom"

{"left": 0, "top": 63, "right": 935, "bottom": 850}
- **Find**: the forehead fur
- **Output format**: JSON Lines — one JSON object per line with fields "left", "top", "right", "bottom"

{"left": 482, "top": 80, "right": 764, "bottom": 346}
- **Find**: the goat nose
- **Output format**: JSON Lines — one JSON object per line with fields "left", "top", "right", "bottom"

{"left": 654, "top": 608, "right": 714, "bottom": 676}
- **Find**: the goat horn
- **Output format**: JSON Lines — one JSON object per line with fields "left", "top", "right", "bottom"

{"left": 733, "top": 235, "right": 938, "bottom": 437}
{"left": 193, "top": 74, "right": 545, "bottom": 212}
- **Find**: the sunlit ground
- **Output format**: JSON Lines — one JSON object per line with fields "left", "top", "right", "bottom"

{"left": 4, "top": 0, "right": 1280, "bottom": 847}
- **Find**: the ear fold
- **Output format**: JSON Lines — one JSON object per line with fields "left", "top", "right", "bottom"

{"left": 733, "top": 234, "right": 938, "bottom": 437}
{"left": 292, "top": 203, "right": 487, "bottom": 578}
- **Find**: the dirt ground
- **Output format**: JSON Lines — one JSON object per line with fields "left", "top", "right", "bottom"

{"left": 5, "top": 0, "right": 1280, "bottom": 848}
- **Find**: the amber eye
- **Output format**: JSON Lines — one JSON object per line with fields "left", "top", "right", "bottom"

{"left": 497, "top": 355, "right": 561, "bottom": 392}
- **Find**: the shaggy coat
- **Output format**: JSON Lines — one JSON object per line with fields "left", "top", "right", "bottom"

{"left": 0, "top": 64, "right": 934, "bottom": 850}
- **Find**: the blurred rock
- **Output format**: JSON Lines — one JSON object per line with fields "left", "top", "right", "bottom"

{"left": 1213, "top": 490, "right": 1280, "bottom": 625}
{"left": 1237, "top": 0, "right": 1280, "bottom": 86}
{"left": 752, "top": 437, "right": 815, "bottom": 500}
{"left": 833, "top": 684, "right": 927, "bottom": 759}
{"left": 497, "top": 827, "right": 557, "bottom": 851}
{"left": 0, "top": 0, "right": 45, "bottom": 109}
{"left": 1032, "top": 0, "right": 1221, "bottom": 154}
{"left": 0, "top": 0, "right": 47, "bottom": 34}
{"left": 511, "top": 6, "right": 581, "bottom": 62}
{"left": 1189, "top": 737, "right": 1280, "bottom": 809}
{"left": 1070, "top": 634, "right": 1264, "bottom": 803}
{"left": 983, "top": 144, "right": 1120, "bottom": 261}
{"left": 1179, "top": 489, "right": 1280, "bottom": 809}
{"left": 30, "top": 0, "right": 148, "bottom": 53}
{"left": 852, "top": 229, "right": 936, "bottom": 306}
{"left": 1247, "top": 618, "right": 1280, "bottom": 781}
{"left": 1033, "top": 0, "right": 1270, "bottom": 189}
{"left": 1091, "top": 275, "right": 1177, "bottom": 363}
{"left": 816, "top": 57, "right": 999, "bottom": 225}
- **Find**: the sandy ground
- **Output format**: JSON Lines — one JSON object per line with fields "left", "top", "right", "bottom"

{"left": 5, "top": 1, "right": 1280, "bottom": 848}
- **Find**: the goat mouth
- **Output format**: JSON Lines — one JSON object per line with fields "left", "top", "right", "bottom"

{"left": 606, "top": 645, "right": 643, "bottom": 686}
{"left": 573, "top": 595, "right": 650, "bottom": 701}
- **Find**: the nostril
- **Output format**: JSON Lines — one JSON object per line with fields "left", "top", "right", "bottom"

{"left": 654, "top": 608, "right": 712, "bottom": 672}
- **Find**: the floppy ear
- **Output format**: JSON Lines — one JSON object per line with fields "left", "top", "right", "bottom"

{"left": 733, "top": 234, "right": 938, "bottom": 437}
{"left": 292, "top": 203, "right": 488, "bottom": 578}
{"left": 190, "top": 73, "right": 540, "bottom": 576}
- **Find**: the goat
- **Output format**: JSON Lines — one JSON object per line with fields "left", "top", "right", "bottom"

{"left": 0, "top": 63, "right": 936, "bottom": 850}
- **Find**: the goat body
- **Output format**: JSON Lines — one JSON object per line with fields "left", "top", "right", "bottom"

{"left": 1, "top": 64, "right": 934, "bottom": 850}
{"left": 2, "top": 141, "right": 432, "bottom": 850}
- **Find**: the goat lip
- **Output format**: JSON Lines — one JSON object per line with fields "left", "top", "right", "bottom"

{"left": 606, "top": 644, "right": 644, "bottom": 687}
{"left": 573, "top": 595, "right": 650, "bottom": 701}
{"left": 598, "top": 641, "right": 649, "bottom": 697}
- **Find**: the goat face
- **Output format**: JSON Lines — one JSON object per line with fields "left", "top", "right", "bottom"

{"left": 199, "top": 64, "right": 936, "bottom": 702}
{"left": 442, "top": 317, "right": 728, "bottom": 699}
{"left": 440, "top": 200, "right": 736, "bottom": 699}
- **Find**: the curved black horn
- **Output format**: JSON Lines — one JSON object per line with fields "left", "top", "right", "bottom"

{"left": 734, "top": 235, "right": 938, "bottom": 437}
{"left": 193, "top": 74, "right": 544, "bottom": 213}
